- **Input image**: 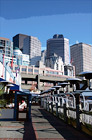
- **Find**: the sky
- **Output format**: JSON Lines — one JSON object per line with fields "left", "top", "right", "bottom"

{"left": 0, "top": 0, "right": 92, "bottom": 50}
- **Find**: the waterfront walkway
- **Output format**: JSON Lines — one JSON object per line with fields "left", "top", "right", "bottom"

{"left": 0, "top": 105, "right": 91, "bottom": 140}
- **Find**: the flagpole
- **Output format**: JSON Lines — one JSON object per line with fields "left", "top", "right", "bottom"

{"left": 1, "top": 54, "right": 5, "bottom": 78}
{"left": 11, "top": 55, "right": 13, "bottom": 69}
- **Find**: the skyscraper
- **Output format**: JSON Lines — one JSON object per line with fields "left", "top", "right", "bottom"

{"left": 47, "top": 34, "right": 69, "bottom": 64}
{"left": 0, "top": 37, "right": 13, "bottom": 57}
{"left": 70, "top": 43, "right": 92, "bottom": 76}
{"left": 13, "top": 34, "right": 41, "bottom": 65}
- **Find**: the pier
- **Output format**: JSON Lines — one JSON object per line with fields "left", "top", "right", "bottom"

{"left": 0, "top": 105, "right": 91, "bottom": 140}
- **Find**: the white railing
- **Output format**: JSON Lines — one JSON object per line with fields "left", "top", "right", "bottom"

{"left": 41, "top": 94, "right": 92, "bottom": 126}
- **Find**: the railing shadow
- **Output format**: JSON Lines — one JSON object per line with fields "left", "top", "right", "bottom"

{"left": 23, "top": 120, "right": 36, "bottom": 140}
{"left": 37, "top": 107, "right": 91, "bottom": 140}
{"left": 6, "top": 120, "right": 36, "bottom": 140}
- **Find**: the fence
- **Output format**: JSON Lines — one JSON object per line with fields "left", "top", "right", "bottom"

{"left": 41, "top": 93, "right": 92, "bottom": 136}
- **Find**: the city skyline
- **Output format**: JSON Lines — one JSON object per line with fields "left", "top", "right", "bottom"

{"left": 0, "top": 0, "right": 92, "bottom": 50}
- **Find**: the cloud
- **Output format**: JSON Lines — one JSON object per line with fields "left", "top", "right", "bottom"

{"left": 0, "top": 13, "right": 92, "bottom": 47}
{"left": 0, "top": 0, "right": 92, "bottom": 19}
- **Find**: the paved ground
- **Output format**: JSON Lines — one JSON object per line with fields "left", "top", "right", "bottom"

{"left": 0, "top": 105, "right": 92, "bottom": 140}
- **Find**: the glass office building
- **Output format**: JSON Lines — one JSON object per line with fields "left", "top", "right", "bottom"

{"left": 47, "top": 34, "right": 69, "bottom": 65}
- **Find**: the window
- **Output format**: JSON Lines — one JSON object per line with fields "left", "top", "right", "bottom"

{"left": 22, "top": 68, "right": 26, "bottom": 72}
{"left": 28, "top": 69, "right": 33, "bottom": 72}
{"left": 56, "top": 63, "right": 58, "bottom": 70}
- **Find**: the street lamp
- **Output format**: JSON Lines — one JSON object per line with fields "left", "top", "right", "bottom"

{"left": 58, "top": 82, "right": 70, "bottom": 93}
{"left": 66, "top": 78, "right": 81, "bottom": 91}
{"left": 6, "top": 84, "right": 14, "bottom": 94}
{"left": 78, "top": 71, "right": 92, "bottom": 90}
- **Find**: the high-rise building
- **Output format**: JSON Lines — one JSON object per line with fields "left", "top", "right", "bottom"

{"left": 47, "top": 34, "right": 69, "bottom": 64}
{"left": 41, "top": 50, "right": 46, "bottom": 65}
{"left": 13, "top": 34, "right": 41, "bottom": 65}
{"left": 70, "top": 43, "right": 92, "bottom": 76}
{"left": 0, "top": 37, "right": 13, "bottom": 57}
{"left": 13, "top": 34, "right": 28, "bottom": 52}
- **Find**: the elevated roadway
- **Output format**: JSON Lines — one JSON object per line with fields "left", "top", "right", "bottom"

{"left": 21, "top": 73, "right": 68, "bottom": 91}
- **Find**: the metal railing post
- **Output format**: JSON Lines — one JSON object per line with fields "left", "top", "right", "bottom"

{"left": 56, "top": 96, "right": 58, "bottom": 117}
{"left": 75, "top": 94, "right": 81, "bottom": 130}
{"left": 63, "top": 102, "right": 67, "bottom": 122}
{"left": 51, "top": 101, "right": 53, "bottom": 114}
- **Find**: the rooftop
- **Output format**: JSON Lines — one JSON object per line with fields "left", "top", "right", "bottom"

{"left": 0, "top": 37, "right": 10, "bottom": 41}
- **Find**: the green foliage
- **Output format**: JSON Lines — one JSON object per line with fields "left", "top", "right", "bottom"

{"left": 0, "top": 99, "right": 7, "bottom": 106}
{"left": 0, "top": 84, "right": 5, "bottom": 96}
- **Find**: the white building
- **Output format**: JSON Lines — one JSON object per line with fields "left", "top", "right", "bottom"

{"left": 13, "top": 47, "right": 30, "bottom": 66}
{"left": 46, "top": 53, "right": 64, "bottom": 74}
{"left": 45, "top": 53, "right": 75, "bottom": 77}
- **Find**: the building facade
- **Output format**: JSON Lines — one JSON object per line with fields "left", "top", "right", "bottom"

{"left": 0, "top": 37, "right": 13, "bottom": 57}
{"left": 13, "top": 34, "right": 41, "bottom": 65}
{"left": 41, "top": 50, "right": 46, "bottom": 65}
{"left": 70, "top": 43, "right": 92, "bottom": 76}
{"left": 13, "top": 47, "right": 30, "bottom": 66}
{"left": 45, "top": 53, "right": 74, "bottom": 77}
{"left": 13, "top": 34, "right": 28, "bottom": 52}
{"left": 46, "top": 53, "right": 64, "bottom": 73}
{"left": 47, "top": 34, "right": 69, "bottom": 65}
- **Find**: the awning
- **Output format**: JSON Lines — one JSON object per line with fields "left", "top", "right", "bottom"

{"left": 10, "top": 84, "right": 19, "bottom": 91}
{"left": 0, "top": 78, "right": 6, "bottom": 82}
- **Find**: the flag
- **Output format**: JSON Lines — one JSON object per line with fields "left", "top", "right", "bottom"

{"left": 11, "top": 56, "right": 13, "bottom": 68}
{"left": 70, "top": 58, "right": 73, "bottom": 64}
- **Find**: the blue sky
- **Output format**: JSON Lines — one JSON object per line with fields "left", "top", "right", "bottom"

{"left": 0, "top": 0, "right": 92, "bottom": 50}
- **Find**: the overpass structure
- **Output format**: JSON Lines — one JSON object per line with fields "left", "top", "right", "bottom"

{"left": 19, "top": 65, "right": 74, "bottom": 91}
{"left": 21, "top": 73, "right": 69, "bottom": 91}
{"left": 0, "top": 62, "right": 75, "bottom": 91}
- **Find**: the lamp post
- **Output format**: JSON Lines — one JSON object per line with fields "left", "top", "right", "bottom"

{"left": 78, "top": 71, "right": 92, "bottom": 110}
{"left": 78, "top": 71, "right": 92, "bottom": 90}
{"left": 52, "top": 85, "right": 61, "bottom": 117}
{"left": 48, "top": 88, "right": 56, "bottom": 113}
{"left": 58, "top": 82, "right": 70, "bottom": 122}
{"left": 0, "top": 81, "right": 12, "bottom": 93}
{"left": 6, "top": 84, "right": 14, "bottom": 94}
{"left": 66, "top": 78, "right": 82, "bottom": 128}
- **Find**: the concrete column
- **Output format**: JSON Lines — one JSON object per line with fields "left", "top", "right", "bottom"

{"left": 36, "top": 75, "right": 40, "bottom": 90}
{"left": 25, "top": 80, "right": 27, "bottom": 85}
{"left": 53, "top": 81, "right": 57, "bottom": 86}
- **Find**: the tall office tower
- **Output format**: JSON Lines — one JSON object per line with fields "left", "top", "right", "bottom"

{"left": 41, "top": 50, "right": 46, "bottom": 65}
{"left": 47, "top": 34, "right": 69, "bottom": 64}
{"left": 13, "top": 34, "right": 41, "bottom": 65}
{"left": 0, "top": 37, "right": 13, "bottom": 57}
{"left": 13, "top": 34, "right": 28, "bottom": 52}
{"left": 70, "top": 43, "right": 92, "bottom": 76}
